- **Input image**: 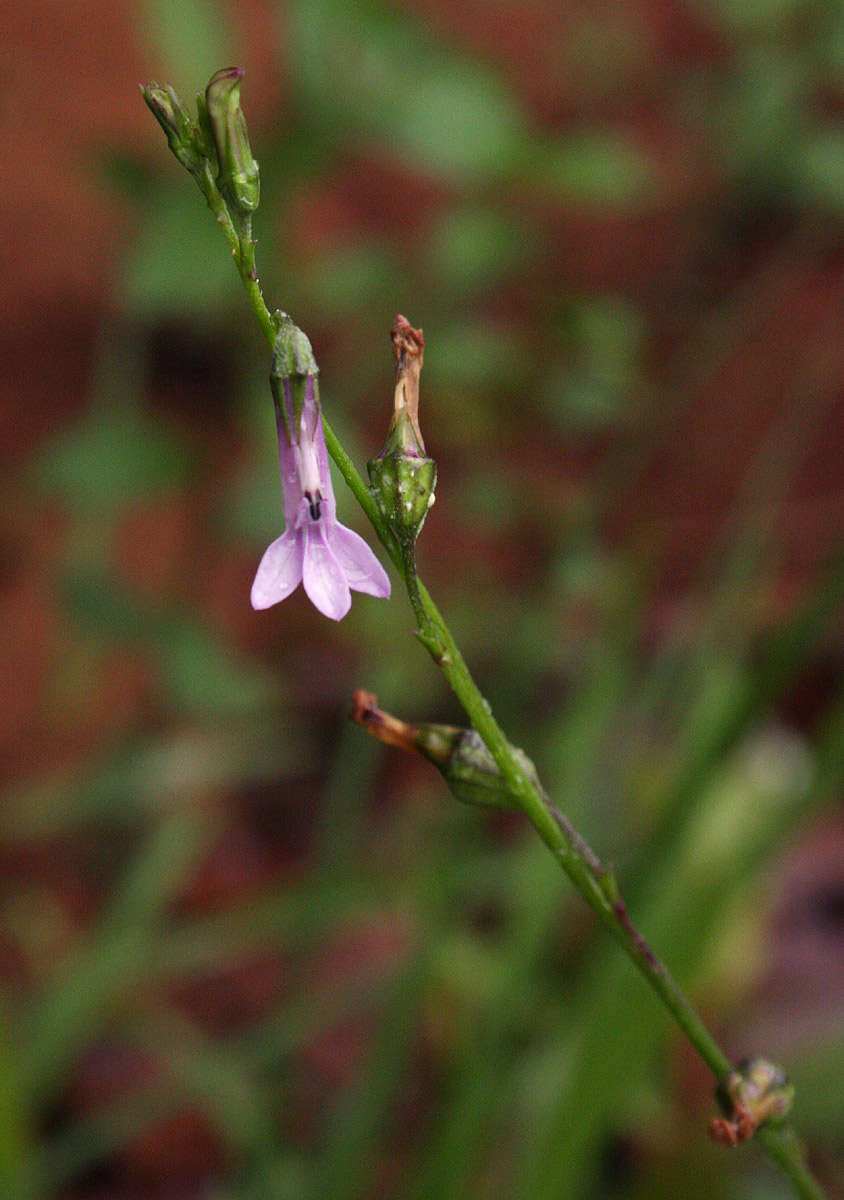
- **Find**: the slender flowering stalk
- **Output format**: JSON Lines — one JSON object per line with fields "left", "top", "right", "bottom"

{"left": 144, "top": 72, "right": 828, "bottom": 1200}
{"left": 251, "top": 331, "right": 390, "bottom": 620}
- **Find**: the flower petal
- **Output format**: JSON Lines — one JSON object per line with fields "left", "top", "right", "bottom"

{"left": 329, "top": 522, "right": 391, "bottom": 598}
{"left": 302, "top": 523, "right": 351, "bottom": 620}
{"left": 250, "top": 530, "right": 303, "bottom": 610}
{"left": 275, "top": 407, "right": 302, "bottom": 529}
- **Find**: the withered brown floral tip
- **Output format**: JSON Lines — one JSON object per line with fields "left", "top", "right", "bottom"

{"left": 351, "top": 688, "right": 379, "bottom": 726}
{"left": 391, "top": 314, "right": 424, "bottom": 366}
{"left": 387, "top": 315, "right": 426, "bottom": 455}
{"left": 709, "top": 1110, "right": 756, "bottom": 1147}
{"left": 350, "top": 690, "right": 419, "bottom": 753}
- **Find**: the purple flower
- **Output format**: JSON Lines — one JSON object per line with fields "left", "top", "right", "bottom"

{"left": 251, "top": 376, "right": 390, "bottom": 620}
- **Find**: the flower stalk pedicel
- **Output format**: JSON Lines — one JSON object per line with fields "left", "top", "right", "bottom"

{"left": 251, "top": 317, "right": 390, "bottom": 620}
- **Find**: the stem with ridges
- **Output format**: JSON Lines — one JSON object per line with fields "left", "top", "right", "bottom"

{"left": 209, "top": 165, "right": 822, "bottom": 1200}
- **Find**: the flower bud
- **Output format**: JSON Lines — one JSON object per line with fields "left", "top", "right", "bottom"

{"left": 367, "top": 316, "right": 436, "bottom": 545}
{"left": 350, "top": 690, "right": 536, "bottom": 812}
{"left": 141, "top": 82, "right": 207, "bottom": 176}
{"left": 204, "top": 67, "right": 260, "bottom": 214}
{"left": 710, "top": 1058, "right": 794, "bottom": 1146}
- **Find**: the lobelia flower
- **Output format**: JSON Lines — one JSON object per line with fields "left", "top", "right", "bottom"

{"left": 251, "top": 321, "right": 390, "bottom": 620}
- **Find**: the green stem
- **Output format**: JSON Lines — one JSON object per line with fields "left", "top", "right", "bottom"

{"left": 756, "top": 1127, "right": 825, "bottom": 1200}
{"left": 371, "top": 511, "right": 824, "bottom": 1200}
{"left": 312, "top": 414, "right": 822, "bottom": 1197}
{"left": 429, "top": 593, "right": 731, "bottom": 1070}
{"left": 212, "top": 171, "right": 823, "bottom": 1200}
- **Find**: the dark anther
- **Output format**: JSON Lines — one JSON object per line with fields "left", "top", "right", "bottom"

{"left": 306, "top": 492, "right": 322, "bottom": 520}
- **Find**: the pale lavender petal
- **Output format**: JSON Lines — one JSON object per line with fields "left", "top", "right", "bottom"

{"left": 302, "top": 522, "right": 351, "bottom": 620}
{"left": 275, "top": 378, "right": 338, "bottom": 526}
{"left": 329, "top": 522, "right": 391, "bottom": 598}
{"left": 275, "top": 406, "right": 302, "bottom": 529}
{"left": 250, "top": 530, "right": 303, "bottom": 610}
{"left": 310, "top": 394, "right": 337, "bottom": 515}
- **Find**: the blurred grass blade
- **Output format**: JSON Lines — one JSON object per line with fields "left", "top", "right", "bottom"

{"left": 19, "top": 812, "right": 217, "bottom": 1112}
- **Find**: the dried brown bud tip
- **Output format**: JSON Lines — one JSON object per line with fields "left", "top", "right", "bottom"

{"left": 392, "top": 314, "right": 424, "bottom": 370}
{"left": 389, "top": 315, "right": 425, "bottom": 453}
{"left": 350, "top": 690, "right": 419, "bottom": 754}
{"left": 709, "top": 1110, "right": 755, "bottom": 1147}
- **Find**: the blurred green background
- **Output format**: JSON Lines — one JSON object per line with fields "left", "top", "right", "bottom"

{"left": 2, "top": 1, "right": 842, "bottom": 1197}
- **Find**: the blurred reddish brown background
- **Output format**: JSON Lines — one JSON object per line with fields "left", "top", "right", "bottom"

{"left": 1, "top": 2, "right": 842, "bottom": 1197}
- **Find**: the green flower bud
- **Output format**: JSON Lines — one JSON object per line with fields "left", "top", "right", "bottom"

{"left": 204, "top": 67, "right": 260, "bottom": 214}
{"left": 350, "top": 690, "right": 535, "bottom": 814}
{"left": 721, "top": 1059, "right": 794, "bottom": 1124}
{"left": 141, "top": 82, "right": 207, "bottom": 177}
{"left": 711, "top": 1058, "right": 794, "bottom": 1146}
{"left": 367, "top": 315, "right": 436, "bottom": 545}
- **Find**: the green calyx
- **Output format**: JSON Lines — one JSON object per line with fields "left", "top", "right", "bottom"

{"left": 367, "top": 442, "right": 437, "bottom": 545}
{"left": 270, "top": 314, "right": 319, "bottom": 441}
{"left": 414, "top": 723, "right": 537, "bottom": 812}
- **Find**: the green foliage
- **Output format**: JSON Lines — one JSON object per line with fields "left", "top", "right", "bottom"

{"left": 526, "top": 131, "right": 654, "bottom": 205}
{"left": 545, "top": 296, "right": 646, "bottom": 434}
{"left": 139, "top": 0, "right": 231, "bottom": 84}
{"left": 797, "top": 128, "right": 844, "bottom": 211}
{"left": 302, "top": 241, "right": 402, "bottom": 315}
{"left": 290, "top": 0, "right": 526, "bottom": 181}
{"left": 34, "top": 405, "right": 191, "bottom": 515}
{"left": 124, "top": 181, "right": 239, "bottom": 316}
{"left": 428, "top": 208, "right": 528, "bottom": 296}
